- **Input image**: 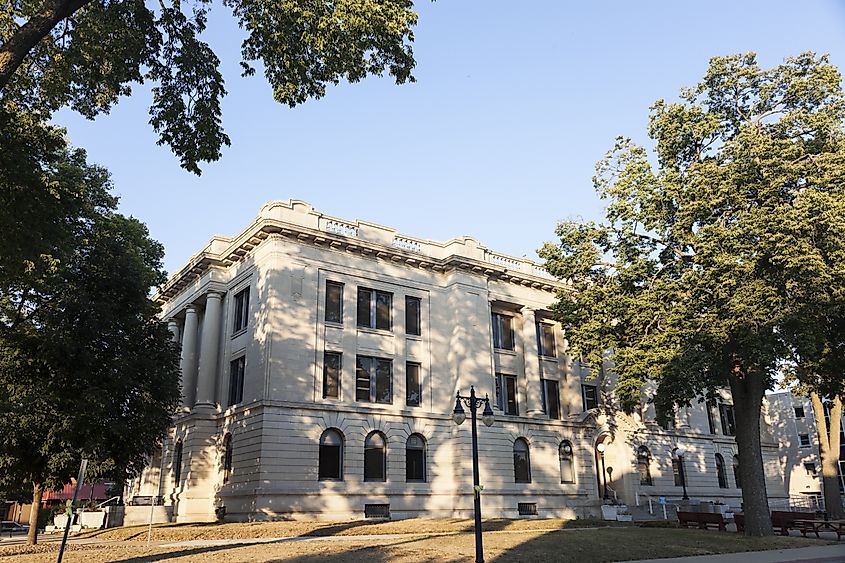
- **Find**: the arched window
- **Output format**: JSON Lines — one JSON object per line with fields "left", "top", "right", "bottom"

{"left": 222, "top": 434, "right": 233, "bottom": 484}
{"left": 318, "top": 429, "right": 344, "bottom": 480}
{"left": 637, "top": 446, "right": 653, "bottom": 486}
{"left": 715, "top": 454, "right": 727, "bottom": 488}
{"left": 364, "top": 431, "right": 387, "bottom": 482}
{"left": 513, "top": 438, "right": 531, "bottom": 483}
{"left": 406, "top": 434, "right": 426, "bottom": 482}
{"left": 559, "top": 441, "right": 575, "bottom": 483}
{"left": 173, "top": 440, "right": 183, "bottom": 486}
{"left": 733, "top": 454, "right": 741, "bottom": 489}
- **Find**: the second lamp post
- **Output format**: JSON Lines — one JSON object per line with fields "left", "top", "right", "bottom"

{"left": 452, "top": 386, "right": 495, "bottom": 563}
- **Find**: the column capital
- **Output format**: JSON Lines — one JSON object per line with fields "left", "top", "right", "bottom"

{"left": 205, "top": 290, "right": 224, "bottom": 300}
{"left": 184, "top": 303, "right": 198, "bottom": 314}
{"left": 520, "top": 306, "right": 535, "bottom": 315}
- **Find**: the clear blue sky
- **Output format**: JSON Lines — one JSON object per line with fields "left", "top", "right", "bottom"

{"left": 55, "top": 1, "right": 845, "bottom": 275}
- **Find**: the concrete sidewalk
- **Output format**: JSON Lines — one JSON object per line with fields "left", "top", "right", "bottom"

{"left": 629, "top": 544, "right": 845, "bottom": 563}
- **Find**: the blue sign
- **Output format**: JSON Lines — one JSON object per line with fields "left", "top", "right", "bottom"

{"left": 658, "top": 496, "right": 667, "bottom": 505}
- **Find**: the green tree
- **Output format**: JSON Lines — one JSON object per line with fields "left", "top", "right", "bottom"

{"left": 539, "top": 53, "right": 845, "bottom": 536}
{"left": 0, "top": 106, "right": 181, "bottom": 544}
{"left": 0, "top": 0, "right": 419, "bottom": 173}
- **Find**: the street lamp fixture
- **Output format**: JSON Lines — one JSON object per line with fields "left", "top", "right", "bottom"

{"left": 596, "top": 442, "right": 609, "bottom": 501}
{"left": 675, "top": 447, "right": 689, "bottom": 500}
{"left": 452, "top": 386, "right": 494, "bottom": 563}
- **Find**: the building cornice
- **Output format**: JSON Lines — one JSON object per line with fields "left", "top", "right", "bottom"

{"left": 155, "top": 199, "right": 566, "bottom": 304}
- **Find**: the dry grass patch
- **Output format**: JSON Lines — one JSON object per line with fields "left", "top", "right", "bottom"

{"left": 3, "top": 526, "right": 832, "bottom": 563}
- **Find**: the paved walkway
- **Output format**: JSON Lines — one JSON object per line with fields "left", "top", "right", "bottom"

{"left": 629, "top": 544, "right": 845, "bottom": 563}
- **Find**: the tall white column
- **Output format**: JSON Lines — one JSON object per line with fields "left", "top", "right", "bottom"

{"left": 521, "top": 307, "right": 544, "bottom": 415}
{"left": 167, "top": 320, "right": 180, "bottom": 343}
{"left": 195, "top": 291, "right": 223, "bottom": 408}
{"left": 179, "top": 305, "right": 199, "bottom": 408}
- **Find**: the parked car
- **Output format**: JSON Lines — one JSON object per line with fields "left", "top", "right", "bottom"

{"left": 0, "top": 521, "right": 29, "bottom": 534}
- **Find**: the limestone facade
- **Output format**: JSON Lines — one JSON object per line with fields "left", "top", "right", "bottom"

{"left": 131, "top": 200, "right": 790, "bottom": 522}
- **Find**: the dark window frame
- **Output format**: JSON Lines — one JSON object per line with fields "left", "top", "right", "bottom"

{"left": 541, "top": 379, "right": 561, "bottom": 419}
{"left": 318, "top": 429, "right": 344, "bottom": 481}
{"left": 405, "top": 296, "right": 421, "bottom": 336}
{"left": 223, "top": 434, "right": 233, "bottom": 484}
{"left": 233, "top": 287, "right": 250, "bottom": 333}
{"left": 406, "top": 362, "right": 422, "bottom": 407}
{"left": 173, "top": 441, "right": 184, "bottom": 486}
{"left": 537, "top": 322, "right": 556, "bottom": 357}
{"left": 799, "top": 433, "right": 811, "bottom": 447}
{"left": 357, "top": 288, "right": 392, "bottom": 331}
{"left": 495, "top": 373, "right": 519, "bottom": 415}
{"left": 513, "top": 438, "right": 531, "bottom": 483}
{"left": 794, "top": 406, "right": 805, "bottom": 418}
{"left": 719, "top": 402, "right": 736, "bottom": 436}
{"left": 325, "top": 281, "right": 344, "bottom": 324}
{"left": 355, "top": 356, "right": 393, "bottom": 404}
{"left": 491, "top": 312, "right": 515, "bottom": 351}
{"left": 581, "top": 384, "right": 599, "bottom": 411}
{"left": 228, "top": 356, "right": 246, "bottom": 407}
{"left": 364, "top": 431, "right": 387, "bottom": 482}
{"left": 559, "top": 441, "right": 575, "bottom": 484}
{"left": 406, "top": 433, "right": 426, "bottom": 482}
{"left": 715, "top": 453, "right": 727, "bottom": 489}
{"left": 323, "top": 352, "right": 341, "bottom": 399}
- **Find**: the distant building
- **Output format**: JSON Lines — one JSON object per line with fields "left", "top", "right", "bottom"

{"left": 131, "top": 200, "right": 791, "bottom": 522}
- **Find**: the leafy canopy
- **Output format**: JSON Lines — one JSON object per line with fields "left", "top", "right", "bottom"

{"left": 0, "top": 0, "right": 419, "bottom": 173}
{"left": 539, "top": 52, "right": 845, "bottom": 419}
{"left": 0, "top": 106, "right": 181, "bottom": 491}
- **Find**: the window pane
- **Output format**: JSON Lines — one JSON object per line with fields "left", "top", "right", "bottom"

{"left": 716, "top": 455, "right": 727, "bottom": 488}
{"left": 357, "top": 288, "right": 372, "bottom": 328}
{"left": 492, "top": 315, "right": 501, "bottom": 348}
{"left": 406, "top": 363, "right": 421, "bottom": 407}
{"left": 376, "top": 292, "right": 392, "bottom": 330}
{"left": 495, "top": 374, "right": 503, "bottom": 410}
{"left": 355, "top": 357, "right": 371, "bottom": 402}
{"left": 406, "top": 439, "right": 425, "bottom": 482}
{"left": 325, "top": 282, "right": 343, "bottom": 323}
{"left": 375, "top": 359, "right": 392, "bottom": 403}
{"left": 501, "top": 316, "right": 514, "bottom": 350}
{"left": 364, "top": 435, "right": 385, "bottom": 481}
{"left": 505, "top": 375, "right": 518, "bottom": 415}
{"left": 229, "top": 357, "right": 245, "bottom": 406}
{"left": 405, "top": 296, "right": 421, "bottom": 335}
{"left": 233, "top": 288, "right": 249, "bottom": 332}
{"left": 513, "top": 440, "right": 530, "bottom": 483}
{"left": 545, "top": 380, "right": 560, "bottom": 419}
{"left": 323, "top": 352, "right": 341, "bottom": 399}
{"left": 582, "top": 385, "right": 598, "bottom": 411}
{"left": 538, "top": 323, "right": 556, "bottom": 357}
{"left": 319, "top": 445, "right": 342, "bottom": 480}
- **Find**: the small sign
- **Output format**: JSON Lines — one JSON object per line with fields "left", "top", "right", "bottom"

{"left": 658, "top": 496, "right": 667, "bottom": 505}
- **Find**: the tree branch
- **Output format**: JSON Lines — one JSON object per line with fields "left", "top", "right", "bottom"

{"left": 0, "top": 0, "right": 93, "bottom": 91}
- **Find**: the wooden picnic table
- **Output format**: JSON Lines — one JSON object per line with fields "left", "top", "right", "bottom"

{"left": 793, "top": 518, "right": 845, "bottom": 540}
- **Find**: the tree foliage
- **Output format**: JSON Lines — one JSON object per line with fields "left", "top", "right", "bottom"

{"left": 539, "top": 52, "right": 845, "bottom": 534}
{"left": 0, "top": 0, "right": 419, "bottom": 173}
{"left": 0, "top": 105, "right": 181, "bottom": 542}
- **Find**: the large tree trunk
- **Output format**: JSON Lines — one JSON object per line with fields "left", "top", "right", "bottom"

{"left": 0, "top": 0, "right": 92, "bottom": 91}
{"left": 810, "top": 392, "right": 843, "bottom": 519}
{"left": 729, "top": 371, "right": 773, "bottom": 536}
{"left": 26, "top": 483, "right": 43, "bottom": 545}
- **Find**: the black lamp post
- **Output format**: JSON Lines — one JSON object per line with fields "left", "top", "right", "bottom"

{"left": 452, "top": 386, "right": 495, "bottom": 563}
{"left": 675, "top": 447, "right": 689, "bottom": 500}
{"left": 596, "top": 442, "right": 609, "bottom": 500}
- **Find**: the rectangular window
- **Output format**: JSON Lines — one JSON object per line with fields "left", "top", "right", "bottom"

{"left": 325, "top": 281, "right": 343, "bottom": 323}
{"left": 355, "top": 356, "right": 392, "bottom": 404}
{"left": 542, "top": 379, "right": 560, "bottom": 419}
{"left": 357, "top": 288, "right": 392, "bottom": 330}
{"left": 323, "top": 352, "right": 341, "bottom": 399}
{"left": 405, "top": 296, "right": 421, "bottom": 336}
{"left": 706, "top": 400, "right": 717, "bottom": 434}
{"left": 233, "top": 287, "right": 250, "bottom": 333}
{"left": 537, "top": 322, "right": 556, "bottom": 357}
{"left": 495, "top": 373, "right": 519, "bottom": 415}
{"left": 406, "top": 362, "right": 421, "bottom": 407}
{"left": 804, "top": 462, "right": 817, "bottom": 476}
{"left": 799, "top": 433, "right": 811, "bottom": 447}
{"left": 228, "top": 356, "right": 245, "bottom": 406}
{"left": 581, "top": 384, "right": 599, "bottom": 411}
{"left": 794, "top": 406, "right": 805, "bottom": 418}
{"left": 719, "top": 403, "right": 736, "bottom": 436}
{"left": 491, "top": 312, "right": 515, "bottom": 350}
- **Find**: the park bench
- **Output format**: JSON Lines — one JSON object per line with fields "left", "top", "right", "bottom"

{"left": 771, "top": 511, "right": 817, "bottom": 536}
{"left": 793, "top": 518, "right": 845, "bottom": 541}
{"left": 677, "top": 511, "right": 727, "bottom": 531}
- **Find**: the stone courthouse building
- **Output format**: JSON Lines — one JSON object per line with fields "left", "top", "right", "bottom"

{"left": 130, "top": 200, "right": 790, "bottom": 523}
